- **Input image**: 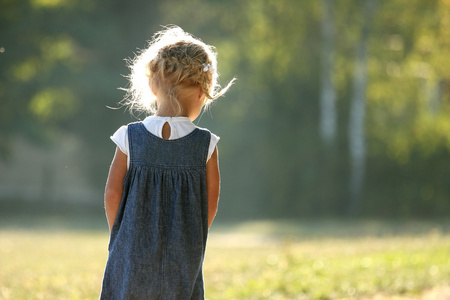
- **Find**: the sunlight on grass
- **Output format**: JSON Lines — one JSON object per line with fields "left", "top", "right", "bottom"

{"left": 0, "top": 230, "right": 108, "bottom": 300}
{"left": 205, "top": 220, "right": 450, "bottom": 299}
{"left": 0, "top": 220, "right": 449, "bottom": 299}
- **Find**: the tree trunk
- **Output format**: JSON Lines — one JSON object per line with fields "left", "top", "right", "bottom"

{"left": 347, "top": 0, "right": 376, "bottom": 216}
{"left": 424, "top": 79, "right": 443, "bottom": 114}
{"left": 319, "top": 0, "right": 337, "bottom": 146}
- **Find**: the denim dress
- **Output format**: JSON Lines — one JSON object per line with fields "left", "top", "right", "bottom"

{"left": 101, "top": 122, "right": 211, "bottom": 299}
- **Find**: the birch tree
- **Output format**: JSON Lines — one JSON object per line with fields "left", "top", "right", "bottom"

{"left": 347, "top": 0, "right": 376, "bottom": 215}
{"left": 319, "top": 0, "right": 337, "bottom": 145}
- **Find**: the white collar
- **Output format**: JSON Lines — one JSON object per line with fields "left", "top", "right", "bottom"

{"left": 144, "top": 116, "right": 192, "bottom": 123}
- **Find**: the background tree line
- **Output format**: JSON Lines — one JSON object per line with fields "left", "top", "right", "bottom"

{"left": 1, "top": 0, "right": 449, "bottom": 219}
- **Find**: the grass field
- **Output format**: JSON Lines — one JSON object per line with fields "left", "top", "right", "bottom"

{"left": 0, "top": 216, "right": 449, "bottom": 299}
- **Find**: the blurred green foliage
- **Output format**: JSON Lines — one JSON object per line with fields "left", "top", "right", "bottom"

{"left": 1, "top": 0, "right": 449, "bottom": 218}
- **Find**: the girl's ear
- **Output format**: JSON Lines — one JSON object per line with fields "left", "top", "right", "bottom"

{"left": 197, "top": 87, "right": 205, "bottom": 101}
{"left": 150, "top": 80, "right": 157, "bottom": 96}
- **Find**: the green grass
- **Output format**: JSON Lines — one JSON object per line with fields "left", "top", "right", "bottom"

{"left": 0, "top": 217, "right": 449, "bottom": 299}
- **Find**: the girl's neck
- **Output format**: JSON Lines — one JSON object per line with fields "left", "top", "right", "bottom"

{"left": 155, "top": 86, "right": 204, "bottom": 121}
{"left": 155, "top": 107, "right": 184, "bottom": 118}
{"left": 154, "top": 97, "right": 186, "bottom": 118}
{"left": 155, "top": 101, "right": 200, "bottom": 121}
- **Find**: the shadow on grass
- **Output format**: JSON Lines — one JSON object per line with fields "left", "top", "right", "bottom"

{"left": 0, "top": 199, "right": 107, "bottom": 231}
{"left": 2, "top": 199, "right": 449, "bottom": 240}
{"left": 210, "top": 218, "right": 450, "bottom": 241}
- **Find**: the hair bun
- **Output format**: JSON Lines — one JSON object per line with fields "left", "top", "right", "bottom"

{"left": 120, "top": 25, "right": 236, "bottom": 116}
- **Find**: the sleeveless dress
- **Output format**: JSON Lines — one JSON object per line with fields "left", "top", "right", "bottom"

{"left": 100, "top": 122, "right": 211, "bottom": 299}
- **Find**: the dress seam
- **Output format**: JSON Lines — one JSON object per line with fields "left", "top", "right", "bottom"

{"left": 130, "top": 162, "right": 206, "bottom": 170}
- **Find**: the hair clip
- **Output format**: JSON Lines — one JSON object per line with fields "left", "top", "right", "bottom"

{"left": 202, "top": 63, "right": 215, "bottom": 73}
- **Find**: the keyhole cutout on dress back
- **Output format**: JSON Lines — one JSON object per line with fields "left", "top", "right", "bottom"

{"left": 162, "top": 122, "right": 171, "bottom": 140}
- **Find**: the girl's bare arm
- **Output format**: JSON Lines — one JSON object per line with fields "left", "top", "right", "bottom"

{"left": 104, "top": 147, "right": 128, "bottom": 232}
{"left": 206, "top": 147, "right": 220, "bottom": 228}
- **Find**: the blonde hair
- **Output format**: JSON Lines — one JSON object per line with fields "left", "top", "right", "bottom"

{"left": 121, "top": 26, "right": 235, "bottom": 116}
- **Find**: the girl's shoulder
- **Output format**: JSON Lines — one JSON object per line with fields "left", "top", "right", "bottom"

{"left": 192, "top": 125, "right": 220, "bottom": 162}
{"left": 110, "top": 121, "right": 143, "bottom": 154}
{"left": 193, "top": 125, "right": 219, "bottom": 141}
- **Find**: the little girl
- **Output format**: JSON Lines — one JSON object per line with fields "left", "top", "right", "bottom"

{"left": 100, "top": 26, "right": 235, "bottom": 299}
